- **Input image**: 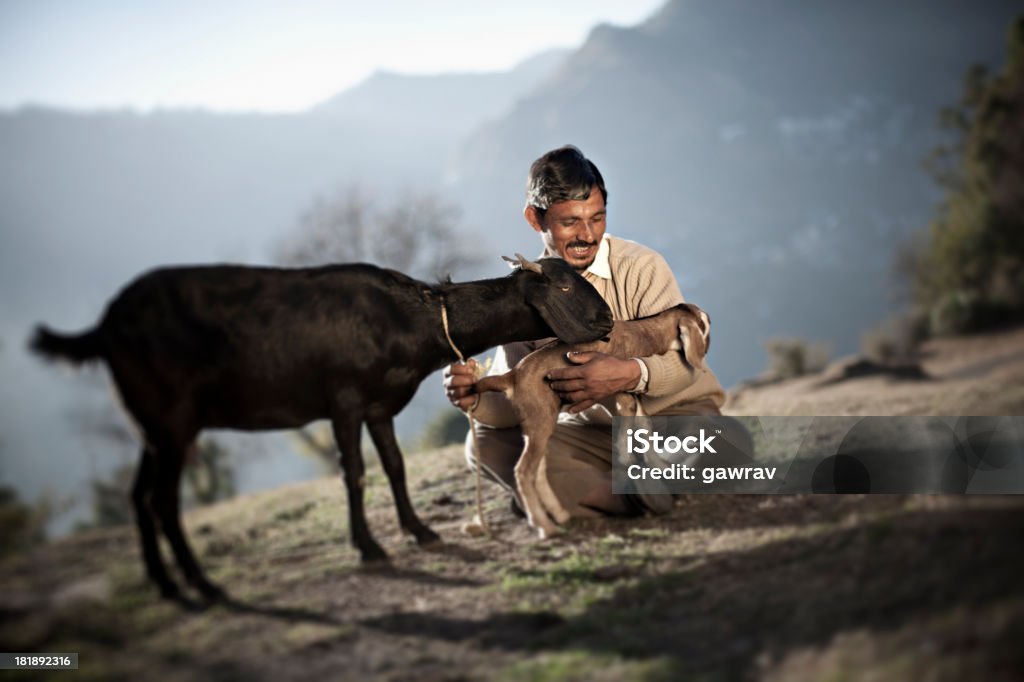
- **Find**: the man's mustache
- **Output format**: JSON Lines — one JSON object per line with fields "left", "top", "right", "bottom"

{"left": 567, "top": 240, "right": 597, "bottom": 248}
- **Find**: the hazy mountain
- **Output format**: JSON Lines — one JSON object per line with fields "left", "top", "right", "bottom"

{"left": 448, "top": 0, "right": 1021, "bottom": 385}
{"left": 2, "top": 1, "right": 1021, "bottom": 534}
{"left": 312, "top": 49, "right": 569, "bottom": 139}
{"left": 0, "top": 52, "right": 569, "bottom": 533}
{"left": 0, "top": 49, "right": 572, "bottom": 314}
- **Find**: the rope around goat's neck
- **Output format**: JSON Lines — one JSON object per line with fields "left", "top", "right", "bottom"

{"left": 440, "top": 299, "right": 491, "bottom": 537}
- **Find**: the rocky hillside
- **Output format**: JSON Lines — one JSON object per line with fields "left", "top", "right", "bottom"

{"left": 2, "top": 325, "right": 1022, "bottom": 681}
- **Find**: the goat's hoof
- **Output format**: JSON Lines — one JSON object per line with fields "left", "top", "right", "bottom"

{"left": 157, "top": 580, "right": 183, "bottom": 601}
{"left": 413, "top": 527, "right": 442, "bottom": 546}
{"left": 197, "top": 581, "right": 229, "bottom": 604}
{"left": 359, "top": 545, "right": 389, "bottom": 564}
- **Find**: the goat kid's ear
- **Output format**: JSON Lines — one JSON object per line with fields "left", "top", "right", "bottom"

{"left": 678, "top": 307, "right": 710, "bottom": 371}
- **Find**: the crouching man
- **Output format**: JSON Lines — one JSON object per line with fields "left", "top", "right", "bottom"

{"left": 444, "top": 145, "right": 725, "bottom": 518}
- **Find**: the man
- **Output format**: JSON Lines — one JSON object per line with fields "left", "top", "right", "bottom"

{"left": 444, "top": 145, "right": 725, "bottom": 518}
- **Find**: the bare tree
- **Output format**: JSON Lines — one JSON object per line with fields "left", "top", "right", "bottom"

{"left": 276, "top": 185, "right": 479, "bottom": 280}
{"left": 70, "top": 371, "right": 237, "bottom": 528}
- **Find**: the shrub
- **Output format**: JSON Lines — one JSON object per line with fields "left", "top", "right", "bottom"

{"left": 762, "top": 338, "right": 830, "bottom": 380}
{"left": 420, "top": 409, "right": 469, "bottom": 450}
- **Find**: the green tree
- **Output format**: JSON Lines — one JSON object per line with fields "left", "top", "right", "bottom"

{"left": 85, "top": 437, "right": 237, "bottom": 529}
{"left": 183, "top": 437, "right": 236, "bottom": 507}
{"left": 903, "top": 16, "right": 1024, "bottom": 334}
{"left": 0, "top": 486, "right": 52, "bottom": 555}
{"left": 419, "top": 409, "right": 470, "bottom": 450}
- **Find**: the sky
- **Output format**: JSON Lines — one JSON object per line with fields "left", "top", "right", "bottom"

{"left": 0, "top": 0, "right": 666, "bottom": 113}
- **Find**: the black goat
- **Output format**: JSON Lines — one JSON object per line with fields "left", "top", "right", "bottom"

{"left": 30, "top": 255, "right": 613, "bottom": 602}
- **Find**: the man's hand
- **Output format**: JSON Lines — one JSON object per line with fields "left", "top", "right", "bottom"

{"left": 443, "top": 358, "right": 480, "bottom": 412}
{"left": 545, "top": 351, "right": 642, "bottom": 413}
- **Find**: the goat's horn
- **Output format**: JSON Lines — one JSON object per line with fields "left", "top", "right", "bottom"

{"left": 514, "top": 253, "right": 543, "bottom": 274}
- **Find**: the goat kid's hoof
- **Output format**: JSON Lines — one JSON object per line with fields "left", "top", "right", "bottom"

{"left": 536, "top": 525, "right": 562, "bottom": 540}
{"left": 550, "top": 508, "right": 572, "bottom": 525}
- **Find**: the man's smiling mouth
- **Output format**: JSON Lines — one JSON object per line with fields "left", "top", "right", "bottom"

{"left": 568, "top": 242, "right": 595, "bottom": 257}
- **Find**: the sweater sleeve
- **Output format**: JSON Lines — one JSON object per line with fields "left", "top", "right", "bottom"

{"left": 626, "top": 249, "right": 702, "bottom": 399}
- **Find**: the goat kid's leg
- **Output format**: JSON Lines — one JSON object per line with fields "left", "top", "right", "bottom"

{"left": 536, "top": 459, "right": 573, "bottom": 526}
{"left": 366, "top": 418, "right": 440, "bottom": 546}
{"left": 152, "top": 440, "right": 226, "bottom": 603}
{"left": 332, "top": 414, "right": 388, "bottom": 563}
{"left": 514, "top": 418, "right": 560, "bottom": 539}
{"left": 132, "top": 449, "right": 180, "bottom": 600}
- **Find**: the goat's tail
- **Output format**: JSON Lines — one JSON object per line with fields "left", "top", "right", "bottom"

{"left": 29, "top": 325, "right": 104, "bottom": 365}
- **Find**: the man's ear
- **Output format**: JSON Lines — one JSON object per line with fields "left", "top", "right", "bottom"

{"left": 524, "top": 205, "right": 544, "bottom": 233}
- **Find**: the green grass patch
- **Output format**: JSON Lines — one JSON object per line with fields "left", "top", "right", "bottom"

{"left": 495, "top": 650, "right": 685, "bottom": 682}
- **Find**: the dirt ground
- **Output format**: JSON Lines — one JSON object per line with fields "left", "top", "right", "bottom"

{"left": 2, "top": 327, "right": 1023, "bottom": 681}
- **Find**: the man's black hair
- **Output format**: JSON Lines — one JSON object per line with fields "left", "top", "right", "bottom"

{"left": 525, "top": 145, "right": 608, "bottom": 222}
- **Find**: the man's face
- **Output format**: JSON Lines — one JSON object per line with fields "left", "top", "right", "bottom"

{"left": 525, "top": 186, "right": 607, "bottom": 271}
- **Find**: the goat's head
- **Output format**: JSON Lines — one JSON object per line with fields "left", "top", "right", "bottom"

{"left": 504, "top": 254, "right": 613, "bottom": 344}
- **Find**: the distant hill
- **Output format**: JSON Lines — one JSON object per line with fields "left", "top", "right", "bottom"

{"left": 447, "top": 0, "right": 1022, "bottom": 386}
{"left": 0, "top": 51, "right": 569, "bottom": 534}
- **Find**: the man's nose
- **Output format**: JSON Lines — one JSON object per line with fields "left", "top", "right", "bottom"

{"left": 576, "top": 221, "right": 596, "bottom": 241}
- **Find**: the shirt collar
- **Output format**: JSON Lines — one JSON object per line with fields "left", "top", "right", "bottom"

{"left": 585, "top": 235, "right": 612, "bottom": 280}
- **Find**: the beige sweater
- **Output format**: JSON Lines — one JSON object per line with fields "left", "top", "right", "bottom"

{"left": 474, "top": 235, "right": 726, "bottom": 427}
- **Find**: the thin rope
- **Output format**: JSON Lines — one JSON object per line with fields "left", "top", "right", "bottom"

{"left": 441, "top": 299, "right": 491, "bottom": 537}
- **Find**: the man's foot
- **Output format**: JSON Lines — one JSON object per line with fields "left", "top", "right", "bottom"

{"left": 578, "top": 480, "right": 637, "bottom": 516}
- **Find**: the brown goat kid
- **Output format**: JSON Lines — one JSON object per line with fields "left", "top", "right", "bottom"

{"left": 474, "top": 303, "right": 711, "bottom": 538}
{"left": 30, "top": 255, "right": 613, "bottom": 603}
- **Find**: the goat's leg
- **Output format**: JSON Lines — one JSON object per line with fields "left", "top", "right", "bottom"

{"left": 366, "top": 417, "right": 441, "bottom": 546}
{"left": 515, "top": 416, "right": 561, "bottom": 539}
{"left": 131, "top": 449, "right": 180, "bottom": 600}
{"left": 332, "top": 414, "right": 388, "bottom": 563}
{"left": 151, "top": 440, "right": 226, "bottom": 603}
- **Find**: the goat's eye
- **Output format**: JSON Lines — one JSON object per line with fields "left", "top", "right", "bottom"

{"left": 560, "top": 286, "right": 571, "bottom": 292}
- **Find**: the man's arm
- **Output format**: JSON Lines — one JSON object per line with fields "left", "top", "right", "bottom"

{"left": 442, "top": 343, "right": 530, "bottom": 428}
{"left": 546, "top": 247, "right": 701, "bottom": 410}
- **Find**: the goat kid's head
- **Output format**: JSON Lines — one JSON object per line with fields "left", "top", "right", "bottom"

{"left": 673, "top": 302, "right": 711, "bottom": 371}
{"left": 503, "top": 254, "right": 613, "bottom": 344}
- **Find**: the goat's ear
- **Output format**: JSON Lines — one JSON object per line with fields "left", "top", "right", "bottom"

{"left": 500, "top": 254, "right": 543, "bottom": 274}
{"left": 678, "top": 304, "right": 710, "bottom": 370}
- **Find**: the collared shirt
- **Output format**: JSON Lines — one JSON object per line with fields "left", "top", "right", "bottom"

{"left": 586, "top": 236, "right": 646, "bottom": 392}
{"left": 583, "top": 235, "right": 613, "bottom": 281}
